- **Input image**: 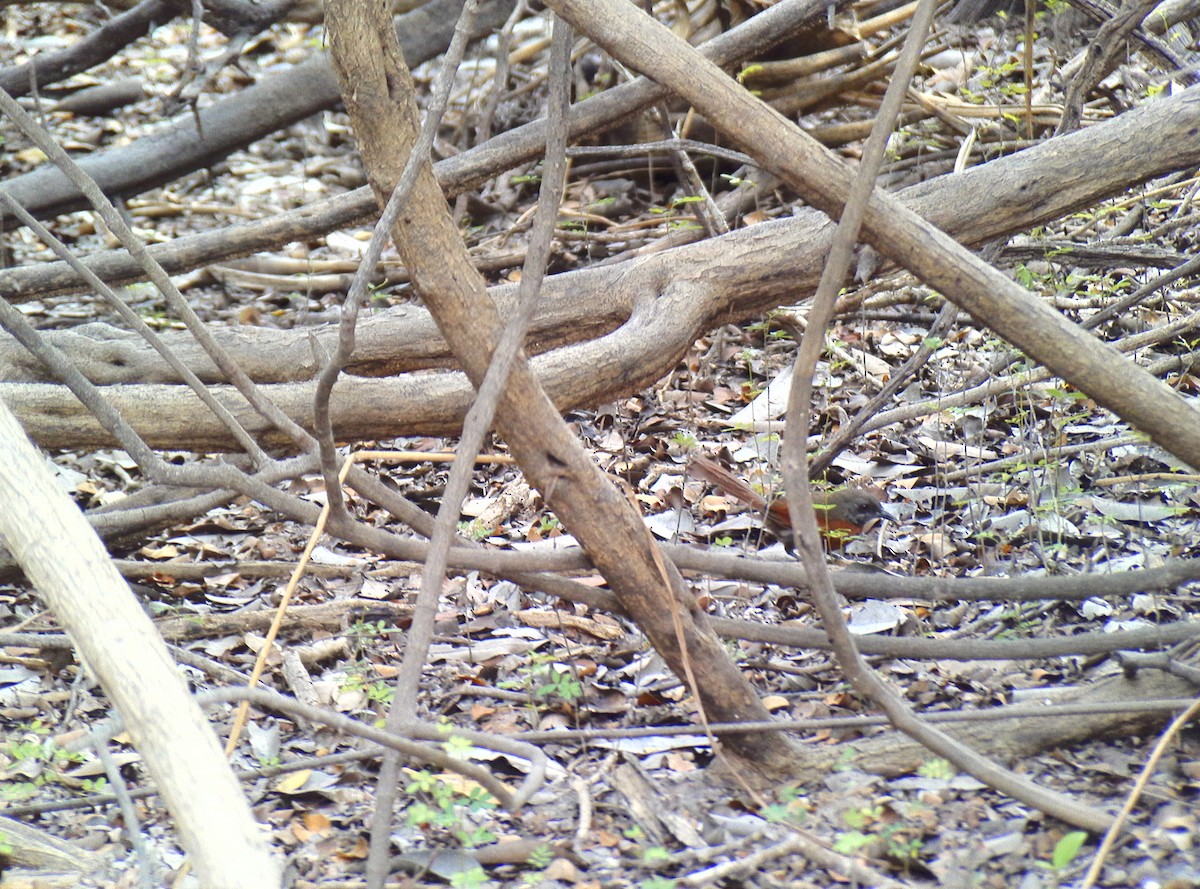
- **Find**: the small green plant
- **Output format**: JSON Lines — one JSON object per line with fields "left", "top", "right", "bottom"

{"left": 835, "top": 804, "right": 925, "bottom": 866}
{"left": 345, "top": 620, "right": 390, "bottom": 661}
{"left": 672, "top": 431, "right": 698, "bottom": 450}
{"left": 642, "top": 846, "right": 671, "bottom": 864}
{"left": 526, "top": 844, "right": 554, "bottom": 869}
{"left": 346, "top": 619, "right": 388, "bottom": 647}
{"left": 340, "top": 669, "right": 395, "bottom": 704}
{"left": 1, "top": 723, "right": 88, "bottom": 800}
{"left": 0, "top": 781, "right": 38, "bottom": 802}
{"left": 498, "top": 653, "right": 584, "bottom": 724}
{"left": 513, "top": 843, "right": 559, "bottom": 888}
{"left": 888, "top": 834, "right": 925, "bottom": 863}
{"left": 441, "top": 732, "right": 475, "bottom": 758}
{"left": 405, "top": 768, "right": 498, "bottom": 850}
{"left": 457, "top": 519, "right": 491, "bottom": 542}
{"left": 1039, "top": 830, "right": 1089, "bottom": 883}
{"left": 1014, "top": 264, "right": 1041, "bottom": 289}
{"left": 977, "top": 60, "right": 1020, "bottom": 89}
{"left": 1044, "top": 386, "right": 1086, "bottom": 403}
{"left": 512, "top": 654, "right": 583, "bottom": 705}
{"left": 347, "top": 619, "right": 388, "bottom": 638}
{"left": 917, "top": 758, "right": 954, "bottom": 780}
{"left": 534, "top": 666, "right": 583, "bottom": 703}
{"left": 999, "top": 83, "right": 1029, "bottom": 102}
{"left": 973, "top": 528, "right": 1001, "bottom": 544}
{"left": 833, "top": 829, "right": 874, "bottom": 854}
{"left": 844, "top": 804, "right": 884, "bottom": 830}
{"left": 762, "top": 784, "right": 809, "bottom": 825}
{"left": 448, "top": 865, "right": 488, "bottom": 888}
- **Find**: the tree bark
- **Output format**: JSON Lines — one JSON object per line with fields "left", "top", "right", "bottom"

{"left": 325, "top": 0, "right": 801, "bottom": 774}
{"left": 0, "top": 402, "right": 281, "bottom": 888}
{"left": 2, "top": 88, "right": 1198, "bottom": 451}
{"left": 0, "top": 0, "right": 516, "bottom": 222}
{"left": 543, "top": 0, "right": 1200, "bottom": 471}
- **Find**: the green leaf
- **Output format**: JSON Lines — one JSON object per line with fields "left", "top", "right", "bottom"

{"left": 833, "top": 830, "right": 872, "bottom": 853}
{"left": 1051, "top": 831, "right": 1088, "bottom": 869}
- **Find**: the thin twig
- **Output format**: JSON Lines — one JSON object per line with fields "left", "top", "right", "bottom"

{"left": 1080, "top": 694, "right": 1200, "bottom": 887}
{"left": 778, "top": 0, "right": 1112, "bottom": 832}
{"left": 0, "top": 86, "right": 313, "bottom": 453}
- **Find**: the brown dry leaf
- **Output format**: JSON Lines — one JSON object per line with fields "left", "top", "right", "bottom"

{"left": 469, "top": 702, "right": 495, "bottom": 721}
{"left": 761, "top": 694, "right": 790, "bottom": 711}
{"left": 204, "top": 572, "right": 242, "bottom": 588}
{"left": 543, "top": 858, "right": 580, "bottom": 881}
{"left": 274, "top": 770, "right": 312, "bottom": 794}
{"left": 538, "top": 711, "right": 571, "bottom": 731}
{"left": 665, "top": 751, "right": 697, "bottom": 773}
{"left": 916, "top": 530, "right": 955, "bottom": 560}
{"left": 139, "top": 543, "right": 179, "bottom": 559}
{"left": 479, "top": 708, "right": 523, "bottom": 735}
{"left": 336, "top": 836, "right": 370, "bottom": 860}
{"left": 292, "top": 811, "right": 332, "bottom": 842}
{"left": 302, "top": 811, "right": 331, "bottom": 830}
{"left": 589, "top": 689, "right": 629, "bottom": 715}
{"left": 595, "top": 829, "right": 622, "bottom": 848}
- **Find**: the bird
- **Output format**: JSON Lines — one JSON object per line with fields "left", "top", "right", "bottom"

{"left": 689, "top": 455, "right": 890, "bottom": 546}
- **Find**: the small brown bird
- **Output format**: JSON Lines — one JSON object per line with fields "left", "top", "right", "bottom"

{"left": 689, "top": 455, "right": 889, "bottom": 546}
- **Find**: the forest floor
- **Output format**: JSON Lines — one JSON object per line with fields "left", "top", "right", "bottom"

{"left": 1, "top": 2, "right": 1198, "bottom": 887}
